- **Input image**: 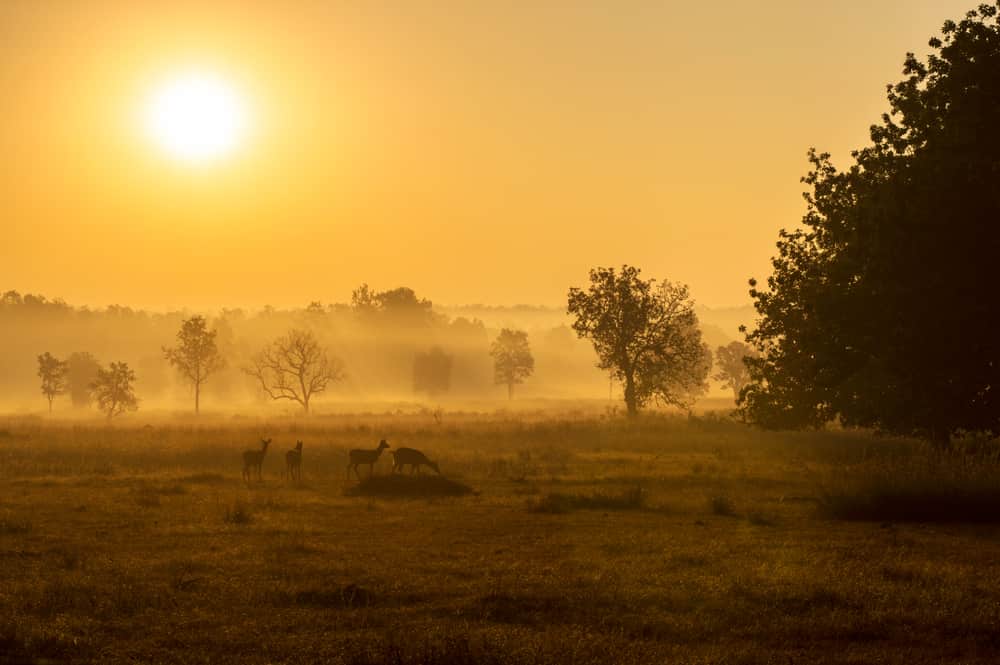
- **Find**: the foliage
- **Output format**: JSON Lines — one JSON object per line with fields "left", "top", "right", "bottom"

{"left": 66, "top": 352, "right": 100, "bottom": 408}
{"left": 413, "top": 346, "right": 452, "bottom": 396}
{"left": 490, "top": 329, "right": 534, "bottom": 399}
{"left": 567, "top": 265, "right": 710, "bottom": 416}
{"left": 243, "top": 328, "right": 345, "bottom": 413}
{"left": 163, "top": 315, "right": 225, "bottom": 414}
{"left": 90, "top": 361, "right": 139, "bottom": 420}
{"left": 36, "top": 352, "right": 68, "bottom": 413}
{"left": 741, "top": 4, "right": 1000, "bottom": 444}
{"left": 713, "top": 341, "right": 755, "bottom": 401}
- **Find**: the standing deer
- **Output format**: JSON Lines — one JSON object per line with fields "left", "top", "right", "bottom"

{"left": 242, "top": 438, "right": 271, "bottom": 483}
{"left": 347, "top": 439, "right": 390, "bottom": 480}
{"left": 391, "top": 447, "right": 440, "bottom": 475}
{"left": 285, "top": 440, "right": 303, "bottom": 482}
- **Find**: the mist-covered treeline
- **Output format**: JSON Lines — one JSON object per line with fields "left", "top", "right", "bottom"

{"left": 0, "top": 288, "right": 648, "bottom": 412}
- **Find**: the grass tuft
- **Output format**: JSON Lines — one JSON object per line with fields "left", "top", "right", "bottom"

{"left": 346, "top": 474, "right": 474, "bottom": 498}
{"left": 818, "top": 451, "right": 1000, "bottom": 522}
{"left": 223, "top": 499, "right": 254, "bottom": 524}
{"left": 530, "top": 486, "right": 645, "bottom": 514}
{"left": 708, "top": 495, "right": 736, "bottom": 516}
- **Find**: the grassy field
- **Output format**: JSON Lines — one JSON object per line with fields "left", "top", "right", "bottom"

{"left": 2, "top": 413, "right": 1000, "bottom": 664}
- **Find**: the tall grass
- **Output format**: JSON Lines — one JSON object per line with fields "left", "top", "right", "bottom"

{"left": 817, "top": 445, "right": 1000, "bottom": 522}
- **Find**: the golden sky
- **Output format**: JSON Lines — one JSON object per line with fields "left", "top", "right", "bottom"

{"left": 1, "top": 0, "right": 972, "bottom": 310}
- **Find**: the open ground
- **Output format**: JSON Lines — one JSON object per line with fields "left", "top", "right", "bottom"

{"left": 2, "top": 412, "right": 1000, "bottom": 664}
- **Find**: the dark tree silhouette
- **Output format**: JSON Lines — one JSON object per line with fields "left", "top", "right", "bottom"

{"left": 568, "top": 266, "right": 710, "bottom": 416}
{"left": 163, "top": 315, "right": 224, "bottom": 414}
{"left": 490, "top": 329, "right": 534, "bottom": 399}
{"left": 413, "top": 346, "right": 452, "bottom": 396}
{"left": 714, "top": 342, "right": 755, "bottom": 401}
{"left": 90, "top": 361, "right": 139, "bottom": 420}
{"left": 66, "top": 352, "right": 100, "bottom": 408}
{"left": 37, "top": 352, "right": 68, "bottom": 413}
{"left": 741, "top": 4, "right": 1000, "bottom": 446}
{"left": 243, "top": 329, "right": 344, "bottom": 414}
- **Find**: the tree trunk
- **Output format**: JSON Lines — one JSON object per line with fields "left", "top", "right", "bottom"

{"left": 195, "top": 383, "right": 200, "bottom": 415}
{"left": 302, "top": 397, "right": 310, "bottom": 415}
{"left": 508, "top": 382, "right": 513, "bottom": 400}
{"left": 48, "top": 397, "right": 53, "bottom": 414}
{"left": 623, "top": 374, "right": 638, "bottom": 417}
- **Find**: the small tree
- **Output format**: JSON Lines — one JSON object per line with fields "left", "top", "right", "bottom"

{"left": 568, "top": 265, "right": 710, "bottom": 416}
{"left": 163, "top": 315, "right": 225, "bottom": 414}
{"left": 490, "top": 329, "right": 534, "bottom": 399}
{"left": 243, "top": 329, "right": 345, "bottom": 414}
{"left": 37, "top": 352, "right": 68, "bottom": 413}
{"left": 66, "top": 352, "right": 100, "bottom": 408}
{"left": 714, "top": 341, "right": 755, "bottom": 401}
{"left": 413, "top": 347, "right": 452, "bottom": 396}
{"left": 90, "top": 361, "right": 139, "bottom": 421}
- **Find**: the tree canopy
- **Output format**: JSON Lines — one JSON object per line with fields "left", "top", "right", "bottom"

{"left": 90, "top": 361, "right": 139, "bottom": 420}
{"left": 568, "top": 265, "right": 710, "bottom": 416}
{"left": 740, "top": 4, "right": 1000, "bottom": 444}
{"left": 244, "top": 328, "right": 345, "bottom": 414}
{"left": 163, "top": 315, "right": 225, "bottom": 414}
{"left": 490, "top": 329, "right": 534, "bottom": 399}
{"left": 37, "top": 352, "right": 68, "bottom": 413}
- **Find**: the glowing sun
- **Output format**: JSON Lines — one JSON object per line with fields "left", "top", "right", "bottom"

{"left": 143, "top": 71, "right": 249, "bottom": 164}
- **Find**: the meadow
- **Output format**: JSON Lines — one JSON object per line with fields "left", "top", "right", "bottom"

{"left": 2, "top": 411, "right": 1000, "bottom": 664}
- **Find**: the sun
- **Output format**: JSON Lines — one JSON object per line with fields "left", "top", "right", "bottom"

{"left": 143, "top": 71, "right": 250, "bottom": 164}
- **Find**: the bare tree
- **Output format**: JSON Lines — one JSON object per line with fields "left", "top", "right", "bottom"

{"left": 243, "top": 329, "right": 345, "bottom": 414}
{"left": 90, "top": 361, "right": 139, "bottom": 421}
{"left": 490, "top": 329, "right": 534, "bottom": 399}
{"left": 37, "top": 352, "right": 68, "bottom": 413}
{"left": 163, "top": 315, "right": 225, "bottom": 414}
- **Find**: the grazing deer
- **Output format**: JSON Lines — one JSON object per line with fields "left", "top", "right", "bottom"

{"left": 242, "top": 438, "right": 271, "bottom": 483}
{"left": 391, "top": 447, "right": 440, "bottom": 475}
{"left": 285, "top": 440, "right": 303, "bottom": 482}
{"left": 347, "top": 439, "right": 390, "bottom": 480}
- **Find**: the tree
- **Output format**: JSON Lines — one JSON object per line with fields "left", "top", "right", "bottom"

{"left": 740, "top": 4, "right": 1000, "bottom": 446}
{"left": 714, "top": 342, "right": 755, "bottom": 401}
{"left": 163, "top": 315, "right": 225, "bottom": 414}
{"left": 413, "top": 347, "right": 452, "bottom": 396}
{"left": 243, "top": 329, "right": 345, "bottom": 414}
{"left": 90, "top": 361, "right": 139, "bottom": 421}
{"left": 67, "top": 352, "right": 100, "bottom": 408}
{"left": 490, "top": 329, "right": 534, "bottom": 399}
{"left": 37, "top": 352, "right": 68, "bottom": 413}
{"left": 567, "top": 266, "right": 710, "bottom": 416}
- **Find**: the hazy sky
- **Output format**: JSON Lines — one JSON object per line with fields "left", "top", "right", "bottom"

{"left": 1, "top": 0, "right": 972, "bottom": 310}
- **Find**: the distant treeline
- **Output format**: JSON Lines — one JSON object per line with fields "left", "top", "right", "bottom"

{"left": 0, "top": 287, "right": 636, "bottom": 411}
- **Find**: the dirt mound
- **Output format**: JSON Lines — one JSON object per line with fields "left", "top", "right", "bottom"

{"left": 346, "top": 474, "right": 475, "bottom": 497}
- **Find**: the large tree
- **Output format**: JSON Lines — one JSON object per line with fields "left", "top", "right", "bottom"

{"left": 90, "top": 361, "right": 139, "bottom": 421}
{"left": 740, "top": 4, "right": 1000, "bottom": 445}
{"left": 413, "top": 346, "right": 452, "bottom": 397}
{"left": 490, "top": 329, "right": 534, "bottom": 399}
{"left": 568, "top": 266, "right": 710, "bottom": 416}
{"left": 37, "top": 352, "right": 68, "bottom": 413}
{"left": 163, "top": 315, "right": 224, "bottom": 414}
{"left": 243, "top": 329, "right": 345, "bottom": 414}
{"left": 66, "top": 352, "right": 100, "bottom": 408}
{"left": 714, "top": 342, "right": 755, "bottom": 401}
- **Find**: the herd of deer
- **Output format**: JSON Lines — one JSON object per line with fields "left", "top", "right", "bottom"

{"left": 241, "top": 437, "right": 440, "bottom": 484}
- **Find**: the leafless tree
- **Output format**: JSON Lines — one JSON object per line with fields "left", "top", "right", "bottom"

{"left": 243, "top": 329, "right": 344, "bottom": 414}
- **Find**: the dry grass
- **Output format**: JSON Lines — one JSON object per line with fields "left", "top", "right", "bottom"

{"left": 0, "top": 414, "right": 999, "bottom": 664}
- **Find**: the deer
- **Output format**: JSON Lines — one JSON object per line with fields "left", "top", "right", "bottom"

{"left": 391, "top": 447, "right": 440, "bottom": 475}
{"left": 347, "top": 439, "right": 389, "bottom": 480}
{"left": 242, "top": 438, "right": 271, "bottom": 483}
{"left": 285, "top": 440, "right": 303, "bottom": 482}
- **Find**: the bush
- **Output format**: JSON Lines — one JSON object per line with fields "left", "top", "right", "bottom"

{"left": 818, "top": 450, "right": 1000, "bottom": 522}
{"left": 708, "top": 495, "right": 736, "bottom": 516}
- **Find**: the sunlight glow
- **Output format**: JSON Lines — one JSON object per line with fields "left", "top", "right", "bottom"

{"left": 143, "top": 71, "right": 249, "bottom": 164}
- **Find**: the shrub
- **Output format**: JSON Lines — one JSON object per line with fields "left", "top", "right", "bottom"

{"left": 708, "top": 495, "right": 736, "bottom": 516}
{"left": 223, "top": 499, "right": 253, "bottom": 524}
{"left": 817, "top": 450, "right": 1000, "bottom": 522}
